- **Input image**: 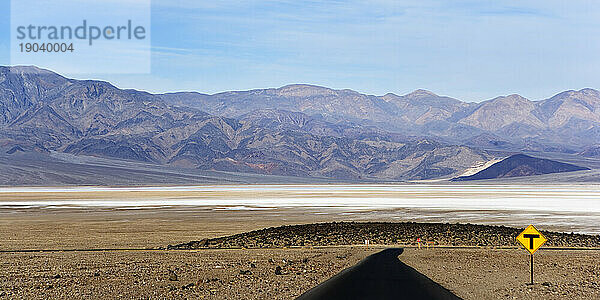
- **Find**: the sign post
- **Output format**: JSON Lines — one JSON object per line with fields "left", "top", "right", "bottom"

{"left": 530, "top": 254, "right": 533, "bottom": 285}
{"left": 516, "top": 225, "right": 547, "bottom": 285}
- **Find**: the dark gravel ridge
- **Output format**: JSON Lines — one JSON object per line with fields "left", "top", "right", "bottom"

{"left": 167, "top": 222, "right": 600, "bottom": 249}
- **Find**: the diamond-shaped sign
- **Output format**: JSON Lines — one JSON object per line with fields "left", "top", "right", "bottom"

{"left": 516, "top": 225, "right": 547, "bottom": 254}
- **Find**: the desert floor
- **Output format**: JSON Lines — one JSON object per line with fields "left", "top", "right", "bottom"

{"left": 1, "top": 247, "right": 599, "bottom": 299}
{"left": 1, "top": 208, "right": 599, "bottom": 299}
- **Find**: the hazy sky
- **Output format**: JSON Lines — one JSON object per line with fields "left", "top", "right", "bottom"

{"left": 1, "top": 0, "right": 599, "bottom": 102}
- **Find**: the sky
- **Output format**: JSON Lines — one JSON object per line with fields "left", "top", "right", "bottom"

{"left": 1, "top": 0, "right": 600, "bottom": 102}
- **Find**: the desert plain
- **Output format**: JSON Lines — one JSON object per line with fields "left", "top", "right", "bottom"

{"left": 1, "top": 185, "right": 599, "bottom": 299}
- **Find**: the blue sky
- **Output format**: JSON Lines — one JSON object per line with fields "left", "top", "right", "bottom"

{"left": 1, "top": 0, "right": 600, "bottom": 102}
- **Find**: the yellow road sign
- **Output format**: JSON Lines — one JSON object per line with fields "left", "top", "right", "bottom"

{"left": 516, "top": 225, "right": 547, "bottom": 254}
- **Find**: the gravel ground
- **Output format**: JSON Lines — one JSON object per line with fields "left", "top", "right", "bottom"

{"left": 0, "top": 247, "right": 598, "bottom": 299}
{"left": 1, "top": 206, "right": 598, "bottom": 299}
{"left": 169, "top": 222, "right": 600, "bottom": 249}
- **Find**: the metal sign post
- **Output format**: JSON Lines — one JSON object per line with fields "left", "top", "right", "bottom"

{"left": 530, "top": 254, "right": 534, "bottom": 285}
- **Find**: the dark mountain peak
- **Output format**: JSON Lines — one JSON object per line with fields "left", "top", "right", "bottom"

{"left": 452, "top": 154, "right": 589, "bottom": 181}
{"left": 507, "top": 153, "right": 532, "bottom": 160}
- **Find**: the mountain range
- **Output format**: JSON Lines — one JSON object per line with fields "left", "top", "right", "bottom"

{"left": 160, "top": 84, "right": 600, "bottom": 152}
{"left": 0, "top": 66, "right": 598, "bottom": 183}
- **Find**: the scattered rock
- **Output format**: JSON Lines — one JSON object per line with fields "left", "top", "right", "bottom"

{"left": 239, "top": 270, "right": 253, "bottom": 275}
{"left": 168, "top": 271, "right": 178, "bottom": 281}
{"left": 250, "top": 263, "right": 257, "bottom": 268}
{"left": 181, "top": 283, "right": 195, "bottom": 290}
{"left": 165, "top": 222, "right": 600, "bottom": 249}
{"left": 542, "top": 282, "right": 552, "bottom": 287}
{"left": 203, "top": 278, "right": 220, "bottom": 284}
{"left": 275, "top": 266, "right": 283, "bottom": 275}
{"left": 52, "top": 274, "right": 61, "bottom": 279}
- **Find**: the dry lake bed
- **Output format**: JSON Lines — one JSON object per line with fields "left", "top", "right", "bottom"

{"left": 1, "top": 184, "right": 599, "bottom": 299}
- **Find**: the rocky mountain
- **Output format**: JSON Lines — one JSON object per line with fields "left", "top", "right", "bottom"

{"left": 0, "top": 66, "right": 496, "bottom": 181}
{"left": 452, "top": 154, "right": 590, "bottom": 181}
{"left": 158, "top": 84, "right": 398, "bottom": 128}
{"left": 537, "top": 89, "right": 600, "bottom": 128}
{"left": 458, "top": 94, "right": 544, "bottom": 132}
{"left": 161, "top": 85, "right": 600, "bottom": 151}
{"left": 2, "top": 66, "right": 599, "bottom": 183}
{"left": 579, "top": 145, "right": 600, "bottom": 158}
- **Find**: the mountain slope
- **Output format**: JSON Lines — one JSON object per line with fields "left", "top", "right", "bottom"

{"left": 160, "top": 84, "right": 600, "bottom": 151}
{"left": 536, "top": 89, "right": 600, "bottom": 127}
{"left": 458, "top": 95, "right": 545, "bottom": 133}
{"left": 0, "top": 66, "right": 494, "bottom": 181}
{"left": 2, "top": 66, "right": 599, "bottom": 183}
{"left": 452, "top": 154, "right": 590, "bottom": 181}
{"left": 579, "top": 145, "right": 600, "bottom": 158}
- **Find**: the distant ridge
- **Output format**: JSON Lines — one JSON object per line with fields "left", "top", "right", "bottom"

{"left": 158, "top": 77, "right": 600, "bottom": 151}
{"left": 1, "top": 65, "right": 599, "bottom": 184}
{"left": 0, "top": 66, "right": 492, "bottom": 182}
{"left": 452, "top": 154, "right": 590, "bottom": 181}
